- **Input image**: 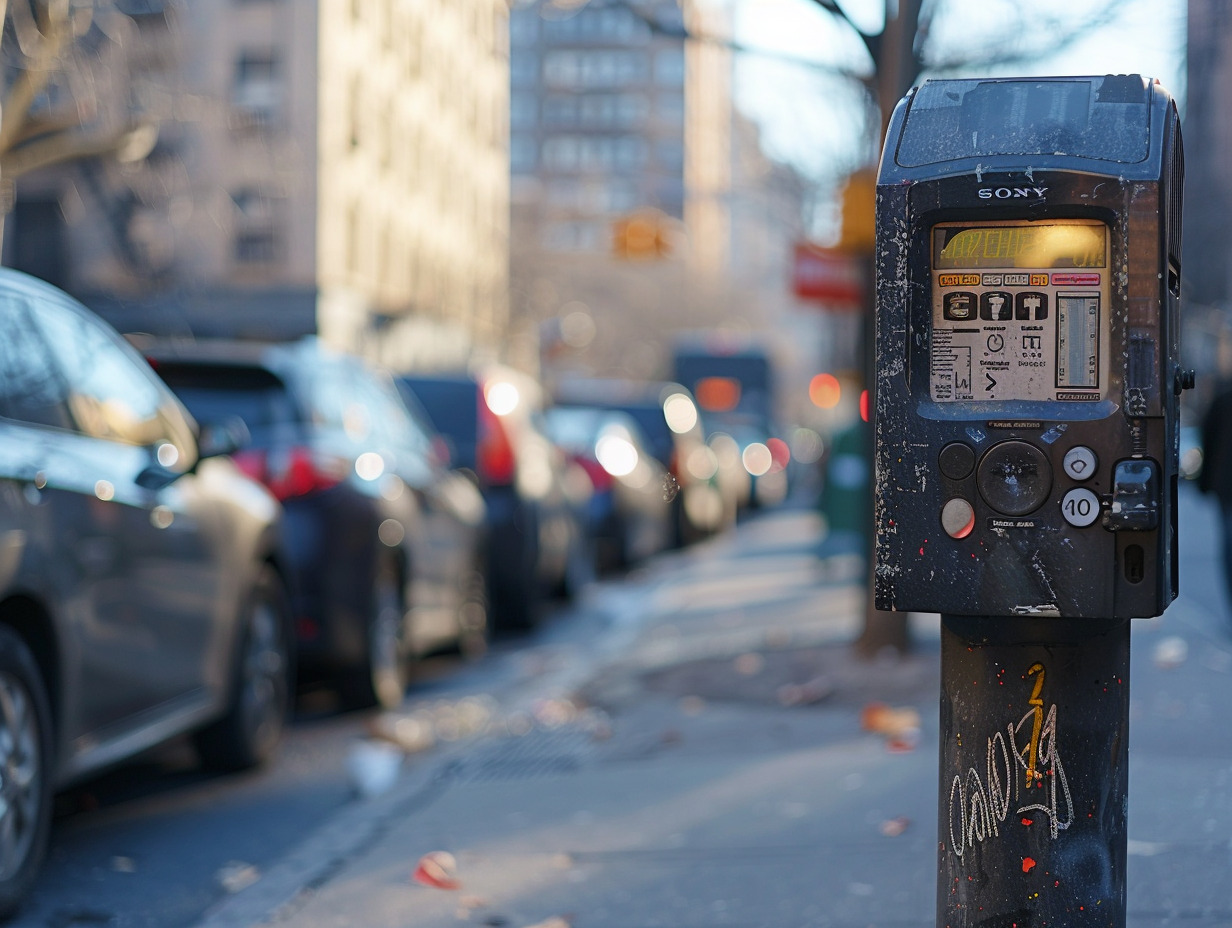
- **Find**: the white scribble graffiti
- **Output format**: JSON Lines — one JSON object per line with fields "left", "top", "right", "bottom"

{"left": 948, "top": 663, "right": 1074, "bottom": 859}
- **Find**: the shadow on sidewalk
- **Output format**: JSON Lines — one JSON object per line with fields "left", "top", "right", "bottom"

{"left": 636, "top": 636, "right": 940, "bottom": 710}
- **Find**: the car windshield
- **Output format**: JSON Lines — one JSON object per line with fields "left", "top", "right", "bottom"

{"left": 543, "top": 407, "right": 611, "bottom": 450}
{"left": 398, "top": 378, "right": 478, "bottom": 469}
{"left": 612, "top": 404, "right": 673, "bottom": 464}
{"left": 155, "top": 364, "right": 298, "bottom": 442}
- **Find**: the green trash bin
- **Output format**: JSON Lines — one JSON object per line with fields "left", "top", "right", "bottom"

{"left": 819, "top": 420, "right": 871, "bottom": 541}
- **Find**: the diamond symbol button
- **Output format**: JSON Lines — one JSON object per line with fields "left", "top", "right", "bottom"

{"left": 1063, "top": 446, "right": 1098, "bottom": 481}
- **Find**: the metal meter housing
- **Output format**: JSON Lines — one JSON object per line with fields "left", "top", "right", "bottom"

{"left": 874, "top": 75, "right": 1185, "bottom": 619}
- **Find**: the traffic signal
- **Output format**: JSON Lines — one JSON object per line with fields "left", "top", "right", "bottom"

{"left": 612, "top": 210, "right": 671, "bottom": 259}
{"left": 838, "top": 168, "right": 876, "bottom": 254}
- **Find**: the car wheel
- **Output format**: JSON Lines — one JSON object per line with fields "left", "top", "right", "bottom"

{"left": 0, "top": 626, "right": 52, "bottom": 921}
{"left": 557, "top": 526, "right": 596, "bottom": 601}
{"left": 195, "top": 565, "right": 292, "bottom": 772}
{"left": 340, "top": 558, "right": 407, "bottom": 711}
{"left": 489, "top": 507, "right": 542, "bottom": 633}
{"left": 457, "top": 559, "right": 490, "bottom": 660}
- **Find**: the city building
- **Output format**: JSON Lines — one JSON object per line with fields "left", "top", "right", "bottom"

{"left": 505, "top": 0, "right": 739, "bottom": 373}
{"left": 506, "top": 0, "right": 823, "bottom": 425}
{"left": 7, "top": 0, "right": 510, "bottom": 372}
{"left": 509, "top": 0, "right": 710, "bottom": 261}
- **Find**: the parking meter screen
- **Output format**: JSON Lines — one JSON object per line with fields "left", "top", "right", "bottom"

{"left": 929, "top": 219, "right": 1110, "bottom": 404}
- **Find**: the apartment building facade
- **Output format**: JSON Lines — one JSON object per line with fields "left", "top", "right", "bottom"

{"left": 508, "top": 0, "right": 729, "bottom": 266}
{"left": 9, "top": 0, "right": 510, "bottom": 371}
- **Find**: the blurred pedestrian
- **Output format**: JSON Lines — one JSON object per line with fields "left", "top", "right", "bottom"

{"left": 1199, "top": 381, "right": 1232, "bottom": 607}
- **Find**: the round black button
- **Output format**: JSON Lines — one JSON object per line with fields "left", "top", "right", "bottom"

{"left": 938, "top": 442, "right": 976, "bottom": 480}
{"left": 976, "top": 441, "right": 1052, "bottom": 516}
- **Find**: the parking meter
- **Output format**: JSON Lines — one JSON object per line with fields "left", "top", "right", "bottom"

{"left": 873, "top": 75, "right": 1190, "bottom": 619}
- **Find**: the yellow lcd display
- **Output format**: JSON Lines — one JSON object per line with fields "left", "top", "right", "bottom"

{"left": 933, "top": 223, "right": 1106, "bottom": 270}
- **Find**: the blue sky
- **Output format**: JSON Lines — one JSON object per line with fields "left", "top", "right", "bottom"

{"left": 726, "top": 0, "right": 1188, "bottom": 188}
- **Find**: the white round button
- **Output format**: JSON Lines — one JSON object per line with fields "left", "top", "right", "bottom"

{"left": 941, "top": 498, "right": 976, "bottom": 538}
{"left": 1063, "top": 446, "right": 1098, "bottom": 481}
{"left": 1061, "top": 487, "right": 1100, "bottom": 527}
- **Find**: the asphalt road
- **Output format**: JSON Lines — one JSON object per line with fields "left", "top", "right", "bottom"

{"left": 15, "top": 619, "right": 600, "bottom": 928}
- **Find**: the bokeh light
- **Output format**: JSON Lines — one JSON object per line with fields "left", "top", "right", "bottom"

{"left": 809, "top": 373, "right": 842, "bottom": 409}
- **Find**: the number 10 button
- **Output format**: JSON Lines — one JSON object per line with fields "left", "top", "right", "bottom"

{"left": 1061, "top": 487, "right": 1101, "bottom": 527}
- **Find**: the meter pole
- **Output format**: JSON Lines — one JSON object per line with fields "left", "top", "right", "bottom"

{"left": 938, "top": 614, "right": 1130, "bottom": 927}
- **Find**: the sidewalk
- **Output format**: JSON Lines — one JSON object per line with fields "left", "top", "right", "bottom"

{"left": 193, "top": 489, "right": 1232, "bottom": 928}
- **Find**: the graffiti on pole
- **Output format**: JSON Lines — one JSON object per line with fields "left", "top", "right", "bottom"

{"left": 947, "top": 661, "right": 1074, "bottom": 859}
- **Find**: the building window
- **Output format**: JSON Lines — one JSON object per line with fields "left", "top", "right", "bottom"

{"left": 232, "top": 188, "right": 279, "bottom": 264}
{"left": 232, "top": 187, "right": 273, "bottom": 218}
{"left": 656, "top": 92, "right": 685, "bottom": 124}
{"left": 543, "top": 50, "right": 648, "bottom": 89}
{"left": 578, "top": 93, "right": 649, "bottom": 127}
{"left": 656, "top": 139, "right": 684, "bottom": 170}
{"left": 545, "top": 178, "right": 638, "bottom": 213}
{"left": 542, "top": 221, "right": 603, "bottom": 252}
{"left": 542, "top": 135, "right": 647, "bottom": 171}
{"left": 511, "top": 53, "right": 538, "bottom": 88}
{"left": 655, "top": 48, "right": 685, "bottom": 86}
{"left": 511, "top": 134, "right": 536, "bottom": 172}
{"left": 510, "top": 92, "right": 537, "bottom": 129}
{"left": 542, "top": 9, "right": 649, "bottom": 42}
{"left": 232, "top": 49, "right": 280, "bottom": 128}
{"left": 607, "top": 178, "right": 638, "bottom": 212}
{"left": 509, "top": 8, "right": 537, "bottom": 45}
{"left": 542, "top": 96, "right": 576, "bottom": 126}
{"left": 235, "top": 228, "right": 277, "bottom": 263}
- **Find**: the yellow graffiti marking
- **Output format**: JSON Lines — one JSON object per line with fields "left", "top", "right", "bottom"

{"left": 1025, "top": 663, "right": 1045, "bottom": 788}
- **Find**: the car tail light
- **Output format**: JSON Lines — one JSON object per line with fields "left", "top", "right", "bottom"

{"left": 573, "top": 455, "right": 613, "bottom": 493}
{"left": 767, "top": 437, "right": 792, "bottom": 474}
{"left": 477, "top": 391, "right": 517, "bottom": 486}
{"left": 232, "top": 447, "right": 347, "bottom": 501}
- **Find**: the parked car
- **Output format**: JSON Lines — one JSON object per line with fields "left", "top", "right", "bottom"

{"left": 542, "top": 406, "right": 674, "bottom": 571}
{"left": 703, "top": 409, "right": 792, "bottom": 511}
{"left": 552, "top": 378, "right": 736, "bottom": 544}
{"left": 0, "top": 269, "right": 292, "bottom": 918}
{"left": 144, "top": 338, "right": 489, "bottom": 710}
{"left": 397, "top": 367, "right": 594, "bottom": 631}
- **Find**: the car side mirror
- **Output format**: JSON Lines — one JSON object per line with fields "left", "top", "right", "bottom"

{"left": 136, "top": 459, "right": 181, "bottom": 490}
{"left": 198, "top": 416, "right": 251, "bottom": 459}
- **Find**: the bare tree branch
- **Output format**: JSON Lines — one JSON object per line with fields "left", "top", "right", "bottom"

{"left": 0, "top": 1, "right": 153, "bottom": 182}
{"left": 922, "top": 0, "right": 1127, "bottom": 75}
{"left": 1, "top": 120, "right": 128, "bottom": 176}
{"left": 0, "top": 14, "right": 73, "bottom": 152}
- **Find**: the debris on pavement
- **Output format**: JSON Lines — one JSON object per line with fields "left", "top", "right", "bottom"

{"left": 533, "top": 697, "right": 578, "bottom": 729}
{"left": 413, "top": 850, "right": 461, "bottom": 890}
{"left": 879, "top": 816, "right": 911, "bottom": 837}
{"left": 520, "top": 917, "right": 573, "bottom": 928}
{"left": 860, "top": 702, "right": 922, "bottom": 752}
{"left": 455, "top": 894, "right": 492, "bottom": 919}
{"left": 776, "top": 675, "right": 833, "bottom": 706}
{"left": 1152, "top": 635, "right": 1189, "bottom": 670}
{"left": 733, "top": 651, "right": 765, "bottom": 676}
{"left": 217, "top": 861, "right": 261, "bottom": 894}
{"left": 678, "top": 695, "right": 706, "bottom": 716}
{"left": 345, "top": 739, "right": 404, "bottom": 798}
